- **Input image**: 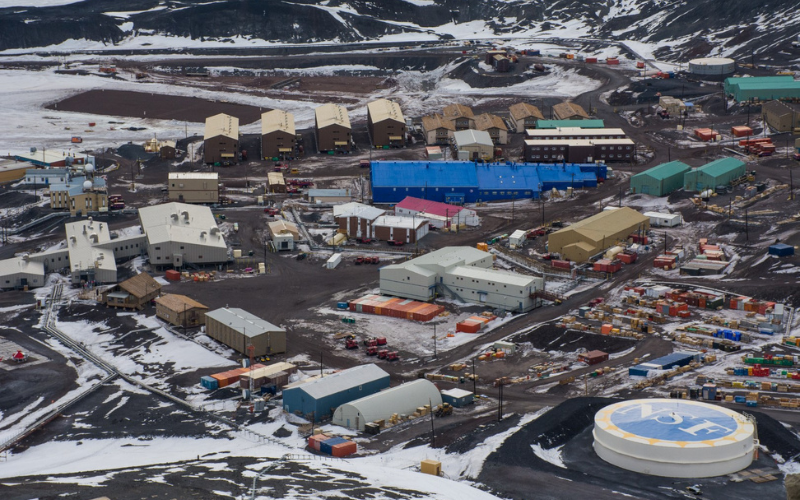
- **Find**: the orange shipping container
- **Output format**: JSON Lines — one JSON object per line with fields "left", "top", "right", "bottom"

{"left": 308, "top": 434, "right": 331, "bottom": 451}
{"left": 331, "top": 440, "right": 357, "bottom": 457}
{"left": 601, "top": 324, "right": 613, "bottom": 335}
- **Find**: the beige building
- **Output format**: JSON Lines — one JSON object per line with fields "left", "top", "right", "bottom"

{"left": 269, "top": 219, "right": 300, "bottom": 251}
{"left": 552, "top": 102, "right": 590, "bottom": 120}
{"left": 453, "top": 130, "right": 494, "bottom": 161}
{"left": 0, "top": 160, "right": 33, "bottom": 184}
{"left": 205, "top": 307, "right": 286, "bottom": 356}
{"left": 474, "top": 113, "right": 509, "bottom": 145}
{"left": 548, "top": 207, "right": 650, "bottom": 262}
{"left": 267, "top": 171, "right": 286, "bottom": 193}
{"left": 367, "top": 99, "right": 405, "bottom": 147}
{"left": 168, "top": 172, "right": 219, "bottom": 204}
{"left": 101, "top": 272, "right": 162, "bottom": 310}
{"left": 155, "top": 293, "right": 208, "bottom": 328}
{"left": 509, "top": 103, "right": 544, "bottom": 133}
{"left": 315, "top": 104, "right": 351, "bottom": 152}
{"left": 763, "top": 100, "right": 800, "bottom": 133}
{"left": 261, "top": 110, "right": 296, "bottom": 159}
{"left": 659, "top": 96, "right": 686, "bottom": 115}
{"left": 204, "top": 113, "right": 239, "bottom": 164}
{"left": 443, "top": 104, "right": 475, "bottom": 130}
{"left": 421, "top": 114, "right": 455, "bottom": 145}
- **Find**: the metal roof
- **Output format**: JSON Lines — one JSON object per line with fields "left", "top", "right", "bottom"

{"left": 524, "top": 138, "right": 634, "bottom": 146}
{"left": 333, "top": 379, "right": 441, "bottom": 429}
{"left": 421, "top": 114, "right": 455, "bottom": 132}
{"left": 138, "top": 202, "right": 226, "bottom": 248}
{"left": 441, "top": 388, "right": 473, "bottom": 398}
{"left": 367, "top": 99, "right": 404, "bottom": 124}
{"left": 475, "top": 164, "right": 541, "bottom": 190}
{"left": 315, "top": 103, "right": 351, "bottom": 129}
{"left": 0, "top": 160, "right": 31, "bottom": 174}
{"left": 454, "top": 129, "right": 493, "bottom": 147}
{"left": 268, "top": 220, "right": 300, "bottom": 239}
{"left": 395, "top": 197, "right": 466, "bottom": 217}
{"left": 372, "top": 215, "right": 428, "bottom": 229}
{"left": 551, "top": 207, "right": 649, "bottom": 243}
{"left": 371, "top": 161, "right": 479, "bottom": 188}
{"left": 204, "top": 113, "right": 239, "bottom": 141}
{"left": 261, "top": 109, "right": 295, "bottom": 136}
{"left": 442, "top": 104, "right": 474, "bottom": 119}
{"left": 169, "top": 172, "right": 218, "bottom": 180}
{"left": 14, "top": 150, "right": 90, "bottom": 166}
{"left": 448, "top": 265, "right": 538, "bottom": 287}
{"left": 509, "top": 102, "right": 544, "bottom": 121}
{"left": 64, "top": 219, "right": 116, "bottom": 274}
{"left": 396, "top": 246, "right": 489, "bottom": 269}
{"left": 525, "top": 128, "right": 625, "bottom": 138}
{"left": 289, "top": 364, "right": 389, "bottom": 400}
{"left": 333, "top": 202, "right": 385, "bottom": 220}
{"left": 536, "top": 119, "right": 605, "bottom": 129}
{"left": 695, "top": 158, "right": 746, "bottom": 177}
{"left": 155, "top": 293, "right": 208, "bottom": 312}
{"left": 632, "top": 161, "right": 691, "bottom": 181}
{"left": 552, "top": 102, "right": 589, "bottom": 120}
{"left": 205, "top": 307, "right": 284, "bottom": 337}
{"left": 308, "top": 188, "right": 350, "bottom": 198}
{"left": 0, "top": 257, "right": 44, "bottom": 277}
{"left": 474, "top": 113, "right": 508, "bottom": 132}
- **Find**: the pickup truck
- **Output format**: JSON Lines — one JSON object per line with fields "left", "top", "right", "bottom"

{"left": 387, "top": 240, "right": 405, "bottom": 247}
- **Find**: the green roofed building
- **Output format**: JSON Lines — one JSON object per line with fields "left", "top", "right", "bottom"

{"left": 683, "top": 158, "right": 746, "bottom": 191}
{"left": 724, "top": 76, "right": 800, "bottom": 102}
{"left": 536, "top": 119, "right": 605, "bottom": 129}
{"left": 630, "top": 161, "right": 691, "bottom": 196}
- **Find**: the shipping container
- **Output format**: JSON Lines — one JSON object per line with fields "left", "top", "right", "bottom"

{"left": 320, "top": 437, "right": 349, "bottom": 455}
{"left": 201, "top": 375, "right": 218, "bottom": 390}
{"left": 552, "top": 259, "right": 571, "bottom": 270}
{"left": 331, "top": 440, "right": 358, "bottom": 457}
{"left": 308, "top": 433, "right": 331, "bottom": 451}
{"left": 165, "top": 269, "right": 181, "bottom": 281}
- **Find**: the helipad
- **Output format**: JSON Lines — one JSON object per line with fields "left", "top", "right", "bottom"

{"left": 593, "top": 399, "right": 756, "bottom": 477}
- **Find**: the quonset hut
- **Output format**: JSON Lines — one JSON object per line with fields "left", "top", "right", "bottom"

{"left": 332, "top": 379, "right": 442, "bottom": 431}
{"left": 593, "top": 399, "right": 756, "bottom": 478}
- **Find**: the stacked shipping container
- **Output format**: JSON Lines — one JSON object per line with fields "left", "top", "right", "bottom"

{"left": 456, "top": 314, "right": 497, "bottom": 333}
{"left": 307, "top": 434, "right": 358, "bottom": 457}
{"left": 348, "top": 294, "right": 444, "bottom": 321}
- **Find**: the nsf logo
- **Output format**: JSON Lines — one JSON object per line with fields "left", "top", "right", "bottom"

{"left": 609, "top": 401, "right": 738, "bottom": 442}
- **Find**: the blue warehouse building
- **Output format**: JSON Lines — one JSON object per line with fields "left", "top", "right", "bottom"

{"left": 371, "top": 161, "right": 607, "bottom": 204}
{"left": 283, "top": 364, "right": 390, "bottom": 421}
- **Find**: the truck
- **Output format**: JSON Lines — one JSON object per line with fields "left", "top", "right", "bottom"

{"left": 387, "top": 240, "right": 405, "bottom": 246}
{"left": 345, "top": 338, "right": 358, "bottom": 350}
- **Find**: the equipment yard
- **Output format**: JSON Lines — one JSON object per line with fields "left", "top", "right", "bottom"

{"left": 1, "top": 26, "right": 800, "bottom": 500}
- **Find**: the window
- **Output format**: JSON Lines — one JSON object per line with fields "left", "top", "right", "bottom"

{"left": 155, "top": 246, "right": 161, "bottom": 250}
{"left": 156, "top": 256, "right": 161, "bottom": 260}
{"left": 180, "top": 246, "right": 185, "bottom": 250}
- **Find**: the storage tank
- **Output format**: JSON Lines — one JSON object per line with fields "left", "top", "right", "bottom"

{"left": 688, "top": 57, "right": 735, "bottom": 76}
{"left": 593, "top": 399, "right": 756, "bottom": 478}
{"left": 604, "top": 245, "right": 624, "bottom": 260}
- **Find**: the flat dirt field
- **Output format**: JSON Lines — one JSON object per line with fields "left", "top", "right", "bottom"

{"left": 46, "top": 89, "right": 264, "bottom": 124}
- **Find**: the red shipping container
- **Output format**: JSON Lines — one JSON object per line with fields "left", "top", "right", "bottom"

{"left": 308, "top": 434, "right": 331, "bottom": 451}
{"left": 731, "top": 126, "right": 753, "bottom": 137}
{"left": 331, "top": 441, "right": 357, "bottom": 457}
{"left": 606, "top": 58, "right": 620, "bottom": 65}
{"left": 586, "top": 57, "right": 598, "bottom": 63}
{"left": 617, "top": 252, "right": 637, "bottom": 264}
{"left": 165, "top": 270, "right": 181, "bottom": 281}
{"left": 457, "top": 320, "right": 481, "bottom": 333}
{"left": 552, "top": 260, "right": 571, "bottom": 270}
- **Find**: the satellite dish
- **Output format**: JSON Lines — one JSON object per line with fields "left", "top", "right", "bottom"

{"left": 83, "top": 180, "right": 92, "bottom": 190}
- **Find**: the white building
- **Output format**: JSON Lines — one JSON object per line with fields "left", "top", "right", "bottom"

{"left": 332, "top": 380, "right": 442, "bottom": 431}
{"left": 509, "top": 230, "right": 527, "bottom": 249}
{"left": 643, "top": 211, "right": 682, "bottom": 227}
{"left": 380, "top": 246, "right": 544, "bottom": 312}
{"left": 138, "top": 202, "right": 228, "bottom": 268}
{"left": 453, "top": 130, "right": 494, "bottom": 161}
{"left": 394, "top": 196, "right": 479, "bottom": 229}
{"left": 0, "top": 257, "right": 45, "bottom": 290}
{"left": 371, "top": 215, "right": 429, "bottom": 244}
{"left": 333, "top": 202, "right": 386, "bottom": 238}
{"left": 63, "top": 218, "right": 118, "bottom": 284}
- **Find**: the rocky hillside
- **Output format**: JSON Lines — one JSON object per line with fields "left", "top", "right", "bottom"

{"left": 1, "top": 0, "right": 798, "bottom": 62}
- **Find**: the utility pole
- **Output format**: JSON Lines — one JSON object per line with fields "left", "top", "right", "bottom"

{"left": 619, "top": 185, "right": 622, "bottom": 207}
{"left": 433, "top": 324, "right": 437, "bottom": 360}
{"left": 511, "top": 195, "right": 515, "bottom": 223}
{"left": 320, "top": 351, "right": 323, "bottom": 377}
{"left": 498, "top": 382, "right": 504, "bottom": 421}
{"left": 745, "top": 208, "right": 749, "bottom": 243}
{"left": 429, "top": 398, "right": 436, "bottom": 448}
{"left": 472, "top": 358, "right": 477, "bottom": 395}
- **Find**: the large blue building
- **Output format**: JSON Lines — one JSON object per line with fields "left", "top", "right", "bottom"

{"left": 370, "top": 161, "right": 606, "bottom": 204}
{"left": 283, "top": 364, "right": 390, "bottom": 421}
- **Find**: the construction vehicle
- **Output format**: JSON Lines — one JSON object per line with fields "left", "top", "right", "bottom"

{"left": 345, "top": 338, "right": 359, "bottom": 350}
{"left": 264, "top": 207, "right": 279, "bottom": 216}
{"left": 371, "top": 256, "right": 380, "bottom": 264}
{"left": 378, "top": 349, "right": 389, "bottom": 359}
{"left": 366, "top": 346, "right": 378, "bottom": 356}
{"left": 355, "top": 256, "right": 364, "bottom": 265}
{"left": 434, "top": 403, "right": 453, "bottom": 417}
{"left": 376, "top": 337, "right": 387, "bottom": 345}
{"left": 386, "top": 351, "right": 399, "bottom": 361}
{"left": 364, "top": 337, "right": 387, "bottom": 347}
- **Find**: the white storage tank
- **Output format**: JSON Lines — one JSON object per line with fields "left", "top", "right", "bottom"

{"left": 604, "top": 245, "right": 624, "bottom": 260}
{"left": 326, "top": 253, "right": 342, "bottom": 269}
{"left": 688, "top": 57, "right": 735, "bottom": 76}
{"left": 593, "top": 399, "right": 756, "bottom": 478}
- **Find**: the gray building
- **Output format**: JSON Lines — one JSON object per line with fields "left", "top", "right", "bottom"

{"left": 138, "top": 202, "right": 228, "bottom": 268}
{"left": 64, "top": 219, "right": 118, "bottom": 284}
{"left": 380, "top": 246, "right": 544, "bottom": 312}
{"left": 205, "top": 307, "right": 286, "bottom": 356}
{"left": 0, "top": 257, "right": 45, "bottom": 290}
{"left": 332, "top": 379, "right": 442, "bottom": 431}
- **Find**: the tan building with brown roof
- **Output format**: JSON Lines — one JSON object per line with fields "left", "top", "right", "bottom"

{"left": 442, "top": 104, "right": 475, "bottom": 130}
{"left": 421, "top": 114, "right": 455, "bottom": 145}
{"left": 261, "top": 110, "right": 296, "bottom": 159}
{"left": 315, "top": 104, "right": 351, "bottom": 152}
{"left": 509, "top": 102, "right": 545, "bottom": 133}
{"left": 552, "top": 102, "right": 590, "bottom": 120}
{"left": 101, "top": 272, "right": 162, "bottom": 310}
{"left": 203, "top": 113, "right": 239, "bottom": 164}
{"left": 367, "top": 99, "right": 405, "bottom": 147}
{"left": 155, "top": 293, "right": 209, "bottom": 328}
{"left": 474, "top": 113, "right": 509, "bottom": 145}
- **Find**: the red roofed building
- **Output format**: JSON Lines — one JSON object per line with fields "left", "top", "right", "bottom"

{"left": 394, "top": 196, "right": 479, "bottom": 229}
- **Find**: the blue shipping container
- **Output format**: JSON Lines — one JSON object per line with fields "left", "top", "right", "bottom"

{"left": 337, "top": 302, "right": 349, "bottom": 309}
{"left": 201, "top": 376, "right": 218, "bottom": 390}
{"left": 746, "top": 400, "right": 757, "bottom": 407}
{"left": 320, "top": 437, "right": 348, "bottom": 455}
{"left": 734, "top": 396, "right": 746, "bottom": 403}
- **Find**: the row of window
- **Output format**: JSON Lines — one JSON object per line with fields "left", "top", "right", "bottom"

{"left": 388, "top": 187, "right": 534, "bottom": 196}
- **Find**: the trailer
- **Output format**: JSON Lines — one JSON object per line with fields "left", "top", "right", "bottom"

{"left": 643, "top": 211, "right": 682, "bottom": 227}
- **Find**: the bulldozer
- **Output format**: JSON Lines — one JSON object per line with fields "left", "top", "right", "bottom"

{"left": 434, "top": 403, "right": 453, "bottom": 417}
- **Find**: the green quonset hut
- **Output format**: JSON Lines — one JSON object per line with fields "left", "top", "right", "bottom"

{"left": 683, "top": 158, "right": 746, "bottom": 191}
{"left": 536, "top": 119, "right": 605, "bottom": 129}
{"left": 630, "top": 161, "right": 691, "bottom": 196}
{"left": 724, "top": 76, "right": 800, "bottom": 102}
